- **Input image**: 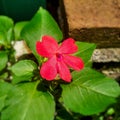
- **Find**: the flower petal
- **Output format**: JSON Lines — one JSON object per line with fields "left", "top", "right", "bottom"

{"left": 63, "top": 55, "right": 84, "bottom": 70}
{"left": 40, "top": 56, "right": 57, "bottom": 80}
{"left": 58, "top": 38, "right": 78, "bottom": 54}
{"left": 36, "top": 35, "right": 59, "bottom": 58}
{"left": 57, "top": 61, "right": 71, "bottom": 82}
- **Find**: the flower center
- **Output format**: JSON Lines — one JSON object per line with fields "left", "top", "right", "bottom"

{"left": 56, "top": 53, "right": 63, "bottom": 61}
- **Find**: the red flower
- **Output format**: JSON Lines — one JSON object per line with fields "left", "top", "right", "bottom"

{"left": 36, "top": 35, "right": 84, "bottom": 82}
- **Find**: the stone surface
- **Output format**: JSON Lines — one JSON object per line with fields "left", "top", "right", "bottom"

{"left": 13, "top": 41, "right": 31, "bottom": 59}
{"left": 101, "top": 68, "right": 120, "bottom": 80}
{"left": 92, "top": 48, "right": 120, "bottom": 62}
{"left": 60, "top": 0, "right": 120, "bottom": 47}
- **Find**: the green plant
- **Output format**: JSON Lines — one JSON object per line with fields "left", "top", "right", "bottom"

{"left": 0, "top": 7, "right": 120, "bottom": 120}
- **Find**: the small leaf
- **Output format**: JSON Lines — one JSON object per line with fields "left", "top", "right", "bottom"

{"left": 0, "top": 81, "right": 12, "bottom": 111}
{"left": 11, "top": 60, "right": 37, "bottom": 83}
{"left": 0, "top": 16, "right": 13, "bottom": 32}
{"left": 12, "top": 75, "right": 32, "bottom": 84}
{"left": 1, "top": 81, "right": 55, "bottom": 120}
{"left": 61, "top": 68, "right": 120, "bottom": 115}
{"left": 11, "top": 60, "right": 37, "bottom": 76}
{"left": 0, "top": 72, "right": 8, "bottom": 80}
{"left": 0, "top": 51, "right": 8, "bottom": 72}
{"left": 21, "top": 7, "right": 63, "bottom": 64}
{"left": 0, "top": 16, "right": 14, "bottom": 46}
{"left": 0, "top": 32, "right": 7, "bottom": 46}
{"left": 75, "top": 42, "right": 96, "bottom": 66}
{"left": 14, "top": 21, "right": 28, "bottom": 40}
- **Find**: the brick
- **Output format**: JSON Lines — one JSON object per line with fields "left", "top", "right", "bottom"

{"left": 59, "top": 0, "right": 120, "bottom": 47}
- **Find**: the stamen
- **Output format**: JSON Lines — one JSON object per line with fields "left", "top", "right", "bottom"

{"left": 56, "top": 53, "right": 63, "bottom": 61}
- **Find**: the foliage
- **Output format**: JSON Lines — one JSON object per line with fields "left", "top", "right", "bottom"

{"left": 0, "top": 7, "right": 120, "bottom": 120}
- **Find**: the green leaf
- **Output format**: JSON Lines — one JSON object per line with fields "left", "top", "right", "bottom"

{"left": 0, "top": 16, "right": 14, "bottom": 46}
{"left": 0, "top": 81, "right": 12, "bottom": 111}
{"left": 0, "top": 32, "right": 7, "bottom": 46}
{"left": 0, "top": 16, "right": 13, "bottom": 32}
{"left": 12, "top": 75, "right": 32, "bottom": 84}
{"left": 21, "top": 7, "right": 63, "bottom": 63}
{"left": 14, "top": 21, "right": 28, "bottom": 40}
{"left": 11, "top": 60, "right": 37, "bottom": 76}
{"left": 11, "top": 60, "right": 37, "bottom": 83}
{"left": 1, "top": 81, "right": 55, "bottom": 120}
{"left": 75, "top": 42, "right": 96, "bottom": 66}
{"left": 0, "top": 51, "right": 8, "bottom": 72}
{"left": 0, "top": 72, "right": 8, "bottom": 80}
{"left": 61, "top": 68, "right": 120, "bottom": 115}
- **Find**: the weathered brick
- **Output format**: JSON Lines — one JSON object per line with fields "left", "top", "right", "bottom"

{"left": 60, "top": 0, "right": 120, "bottom": 48}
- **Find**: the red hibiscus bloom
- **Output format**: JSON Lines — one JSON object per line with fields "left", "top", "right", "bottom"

{"left": 36, "top": 35, "right": 84, "bottom": 82}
